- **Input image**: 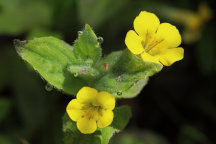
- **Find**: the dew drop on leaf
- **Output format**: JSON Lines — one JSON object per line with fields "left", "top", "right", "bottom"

{"left": 45, "top": 83, "right": 53, "bottom": 91}
{"left": 77, "top": 31, "right": 83, "bottom": 35}
{"left": 117, "top": 91, "right": 122, "bottom": 96}
{"left": 97, "top": 37, "right": 104, "bottom": 44}
{"left": 74, "top": 72, "right": 79, "bottom": 77}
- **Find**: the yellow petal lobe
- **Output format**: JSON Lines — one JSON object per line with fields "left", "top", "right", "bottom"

{"left": 77, "top": 87, "right": 98, "bottom": 104}
{"left": 125, "top": 30, "right": 144, "bottom": 55}
{"left": 77, "top": 117, "right": 97, "bottom": 134}
{"left": 141, "top": 52, "right": 161, "bottom": 64}
{"left": 155, "top": 23, "right": 181, "bottom": 48}
{"left": 97, "top": 92, "right": 115, "bottom": 110}
{"left": 158, "top": 47, "right": 184, "bottom": 66}
{"left": 134, "top": 11, "right": 160, "bottom": 37}
{"left": 66, "top": 99, "right": 84, "bottom": 122}
{"left": 66, "top": 99, "right": 83, "bottom": 110}
{"left": 97, "top": 110, "right": 114, "bottom": 128}
{"left": 67, "top": 109, "right": 84, "bottom": 122}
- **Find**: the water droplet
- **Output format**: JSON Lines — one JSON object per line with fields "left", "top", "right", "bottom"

{"left": 97, "top": 37, "right": 104, "bottom": 44}
{"left": 45, "top": 83, "right": 53, "bottom": 91}
{"left": 117, "top": 91, "right": 122, "bottom": 96}
{"left": 74, "top": 72, "right": 79, "bottom": 77}
{"left": 78, "top": 31, "right": 83, "bottom": 35}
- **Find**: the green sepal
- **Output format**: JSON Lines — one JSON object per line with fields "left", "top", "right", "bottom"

{"left": 63, "top": 105, "right": 132, "bottom": 144}
{"left": 73, "top": 24, "right": 102, "bottom": 65}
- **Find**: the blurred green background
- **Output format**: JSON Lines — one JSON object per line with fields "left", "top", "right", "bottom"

{"left": 0, "top": 0, "right": 216, "bottom": 143}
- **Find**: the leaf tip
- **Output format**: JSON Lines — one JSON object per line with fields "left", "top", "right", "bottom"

{"left": 13, "top": 39, "right": 28, "bottom": 56}
{"left": 84, "top": 24, "right": 91, "bottom": 29}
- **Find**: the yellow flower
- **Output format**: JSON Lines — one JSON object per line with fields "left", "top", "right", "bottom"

{"left": 66, "top": 87, "right": 115, "bottom": 134}
{"left": 156, "top": 2, "right": 212, "bottom": 43}
{"left": 125, "top": 11, "right": 184, "bottom": 66}
{"left": 182, "top": 2, "right": 212, "bottom": 43}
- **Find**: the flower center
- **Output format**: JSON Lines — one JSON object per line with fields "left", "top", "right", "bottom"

{"left": 141, "top": 34, "right": 164, "bottom": 56}
{"left": 82, "top": 103, "right": 102, "bottom": 120}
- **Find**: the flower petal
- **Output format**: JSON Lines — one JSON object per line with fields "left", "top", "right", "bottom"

{"left": 134, "top": 11, "right": 160, "bottom": 37}
{"left": 141, "top": 52, "right": 161, "bottom": 64}
{"left": 66, "top": 99, "right": 84, "bottom": 122}
{"left": 155, "top": 23, "right": 181, "bottom": 48}
{"left": 67, "top": 109, "right": 84, "bottom": 122}
{"left": 97, "top": 110, "right": 114, "bottom": 128}
{"left": 97, "top": 92, "right": 115, "bottom": 110}
{"left": 77, "top": 117, "right": 97, "bottom": 134}
{"left": 66, "top": 99, "right": 83, "bottom": 110}
{"left": 158, "top": 47, "right": 184, "bottom": 66}
{"left": 125, "top": 30, "right": 144, "bottom": 55}
{"left": 77, "top": 87, "right": 98, "bottom": 104}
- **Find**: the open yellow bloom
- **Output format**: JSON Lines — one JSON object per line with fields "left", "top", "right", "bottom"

{"left": 125, "top": 11, "right": 184, "bottom": 66}
{"left": 66, "top": 87, "right": 115, "bottom": 134}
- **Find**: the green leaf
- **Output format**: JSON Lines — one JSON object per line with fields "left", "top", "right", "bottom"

{"left": 113, "top": 49, "right": 163, "bottom": 76}
{"left": 14, "top": 37, "right": 86, "bottom": 95}
{"left": 14, "top": 25, "right": 103, "bottom": 95}
{"left": 95, "top": 51, "right": 123, "bottom": 73}
{"left": 66, "top": 24, "right": 102, "bottom": 81}
{"left": 63, "top": 105, "right": 131, "bottom": 144}
{"left": 93, "top": 50, "right": 162, "bottom": 98}
{"left": 94, "top": 72, "right": 148, "bottom": 98}
{"left": 67, "top": 64, "right": 100, "bottom": 81}
{"left": 14, "top": 24, "right": 161, "bottom": 99}
{"left": 111, "top": 106, "right": 132, "bottom": 131}
{"left": 73, "top": 24, "right": 102, "bottom": 65}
